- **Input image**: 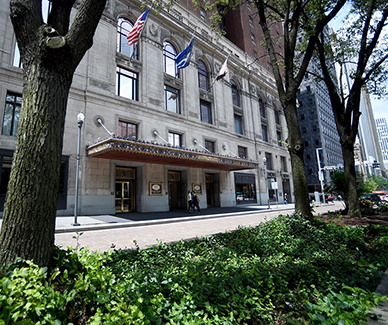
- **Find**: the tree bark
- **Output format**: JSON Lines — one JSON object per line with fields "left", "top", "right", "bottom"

{"left": 284, "top": 99, "right": 312, "bottom": 217}
{"left": 342, "top": 143, "right": 360, "bottom": 216}
{"left": 0, "top": 59, "right": 72, "bottom": 267}
{"left": 0, "top": 0, "right": 107, "bottom": 269}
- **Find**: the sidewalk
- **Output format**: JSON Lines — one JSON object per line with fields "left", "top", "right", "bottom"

{"left": 54, "top": 203, "right": 296, "bottom": 233}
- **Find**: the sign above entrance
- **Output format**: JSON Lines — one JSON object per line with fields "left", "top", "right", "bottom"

{"left": 86, "top": 137, "right": 259, "bottom": 171}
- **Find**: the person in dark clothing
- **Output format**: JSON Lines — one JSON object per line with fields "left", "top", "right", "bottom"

{"left": 191, "top": 191, "right": 200, "bottom": 214}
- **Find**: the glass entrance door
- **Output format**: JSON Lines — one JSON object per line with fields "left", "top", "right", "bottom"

{"left": 115, "top": 181, "right": 135, "bottom": 213}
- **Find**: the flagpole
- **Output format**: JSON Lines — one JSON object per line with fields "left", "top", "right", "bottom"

{"left": 138, "top": 7, "right": 152, "bottom": 42}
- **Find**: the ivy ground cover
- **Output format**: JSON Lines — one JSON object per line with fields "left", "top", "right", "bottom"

{"left": 1, "top": 214, "right": 388, "bottom": 324}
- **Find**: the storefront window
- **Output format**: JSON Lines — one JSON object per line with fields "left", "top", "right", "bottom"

{"left": 234, "top": 173, "right": 257, "bottom": 204}
{"left": 235, "top": 183, "right": 256, "bottom": 204}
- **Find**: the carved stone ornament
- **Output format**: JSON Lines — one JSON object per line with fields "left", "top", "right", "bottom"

{"left": 149, "top": 23, "right": 158, "bottom": 37}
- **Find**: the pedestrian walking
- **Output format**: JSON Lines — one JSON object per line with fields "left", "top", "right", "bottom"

{"left": 187, "top": 190, "right": 193, "bottom": 213}
{"left": 191, "top": 191, "right": 201, "bottom": 214}
{"left": 284, "top": 193, "right": 288, "bottom": 205}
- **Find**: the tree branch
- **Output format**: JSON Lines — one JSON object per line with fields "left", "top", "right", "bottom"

{"left": 295, "top": 0, "right": 346, "bottom": 86}
{"left": 66, "top": 0, "right": 107, "bottom": 68}
{"left": 10, "top": 0, "right": 42, "bottom": 51}
{"left": 364, "top": 51, "right": 388, "bottom": 81}
{"left": 255, "top": 0, "right": 285, "bottom": 98}
{"left": 358, "top": 0, "right": 375, "bottom": 67}
{"left": 363, "top": 7, "right": 388, "bottom": 65}
{"left": 48, "top": 0, "right": 76, "bottom": 35}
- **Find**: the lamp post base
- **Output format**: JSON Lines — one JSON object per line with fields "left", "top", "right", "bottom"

{"left": 72, "top": 222, "right": 81, "bottom": 226}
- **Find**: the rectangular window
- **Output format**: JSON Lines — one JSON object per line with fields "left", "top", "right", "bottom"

{"left": 2, "top": 92, "right": 22, "bottom": 136}
{"left": 265, "top": 152, "right": 273, "bottom": 170}
{"left": 200, "top": 8, "right": 206, "bottom": 20}
{"left": 205, "top": 140, "right": 215, "bottom": 153}
{"left": 12, "top": 43, "right": 22, "bottom": 68}
{"left": 234, "top": 114, "right": 243, "bottom": 135}
{"left": 0, "top": 151, "right": 68, "bottom": 211}
{"left": 251, "top": 33, "right": 256, "bottom": 44}
{"left": 262, "top": 124, "right": 268, "bottom": 142}
{"left": 259, "top": 99, "right": 266, "bottom": 118}
{"left": 277, "top": 131, "right": 282, "bottom": 146}
{"left": 274, "top": 109, "right": 280, "bottom": 125}
{"left": 200, "top": 100, "right": 212, "bottom": 124}
{"left": 118, "top": 120, "right": 137, "bottom": 139}
{"left": 231, "top": 83, "right": 240, "bottom": 107}
{"left": 238, "top": 146, "right": 247, "bottom": 159}
{"left": 0, "top": 156, "right": 12, "bottom": 195}
{"left": 116, "top": 67, "right": 138, "bottom": 101}
{"left": 281, "top": 156, "right": 287, "bottom": 172}
{"left": 165, "top": 85, "right": 180, "bottom": 113}
{"left": 168, "top": 132, "right": 181, "bottom": 147}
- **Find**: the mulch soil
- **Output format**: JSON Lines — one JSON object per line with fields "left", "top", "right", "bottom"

{"left": 319, "top": 209, "right": 388, "bottom": 226}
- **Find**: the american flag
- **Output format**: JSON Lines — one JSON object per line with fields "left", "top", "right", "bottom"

{"left": 127, "top": 9, "right": 150, "bottom": 46}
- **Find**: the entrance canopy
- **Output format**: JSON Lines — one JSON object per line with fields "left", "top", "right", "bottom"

{"left": 86, "top": 137, "right": 259, "bottom": 171}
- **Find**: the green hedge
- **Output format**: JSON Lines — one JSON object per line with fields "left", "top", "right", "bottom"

{"left": 1, "top": 214, "right": 388, "bottom": 324}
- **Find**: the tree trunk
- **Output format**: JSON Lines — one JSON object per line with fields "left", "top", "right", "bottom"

{"left": 0, "top": 59, "right": 73, "bottom": 268}
{"left": 0, "top": 0, "right": 107, "bottom": 270}
{"left": 342, "top": 141, "right": 361, "bottom": 217}
{"left": 284, "top": 99, "right": 312, "bottom": 218}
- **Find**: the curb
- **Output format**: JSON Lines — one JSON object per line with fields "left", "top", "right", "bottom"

{"left": 55, "top": 207, "right": 296, "bottom": 234}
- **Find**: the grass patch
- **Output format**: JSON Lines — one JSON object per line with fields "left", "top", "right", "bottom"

{"left": 1, "top": 214, "right": 388, "bottom": 324}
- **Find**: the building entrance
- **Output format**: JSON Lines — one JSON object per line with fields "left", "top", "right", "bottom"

{"left": 282, "top": 178, "right": 291, "bottom": 203}
{"left": 168, "top": 170, "right": 186, "bottom": 210}
{"left": 115, "top": 167, "right": 136, "bottom": 213}
{"left": 205, "top": 173, "right": 220, "bottom": 207}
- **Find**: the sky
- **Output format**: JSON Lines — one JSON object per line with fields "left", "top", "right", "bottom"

{"left": 329, "top": 5, "right": 387, "bottom": 121}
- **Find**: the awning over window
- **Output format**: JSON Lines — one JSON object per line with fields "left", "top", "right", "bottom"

{"left": 86, "top": 138, "right": 259, "bottom": 171}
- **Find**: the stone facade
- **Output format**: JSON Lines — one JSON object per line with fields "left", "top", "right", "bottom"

{"left": 0, "top": 0, "right": 292, "bottom": 215}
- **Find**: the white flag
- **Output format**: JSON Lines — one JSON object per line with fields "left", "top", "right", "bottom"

{"left": 216, "top": 58, "right": 228, "bottom": 80}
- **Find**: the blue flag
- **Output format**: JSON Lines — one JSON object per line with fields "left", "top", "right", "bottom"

{"left": 175, "top": 37, "right": 195, "bottom": 69}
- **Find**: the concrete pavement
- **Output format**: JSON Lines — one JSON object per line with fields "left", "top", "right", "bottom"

{"left": 54, "top": 201, "right": 342, "bottom": 251}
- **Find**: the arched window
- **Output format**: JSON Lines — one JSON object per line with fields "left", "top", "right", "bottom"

{"left": 231, "top": 80, "right": 240, "bottom": 107}
{"left": 117, "top": 18, "right": 138, "bottom": 59}
{"left": 274, "top": 106, "right": 280, "bottom": 125}
{"left": 259, "top": 96, "right": 266, "bottom": 118}
{"left": 163, "top": 41, "right": 178, "bottom": 77}
{"left": 197, "top": 59, "right": 209, "bottom": 91}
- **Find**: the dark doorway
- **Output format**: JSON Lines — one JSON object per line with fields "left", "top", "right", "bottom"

{"left": 168, "top": 170, "right": 185, "bottom": 210}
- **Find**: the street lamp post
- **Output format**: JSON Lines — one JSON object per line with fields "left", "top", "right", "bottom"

{"left": 316, "top": 148, "right": 325, "bottom": 204}
{"left": 263, "top": 157, "right": 270, "bottom": 209}
{"left": 73, "top": 111, "right": 84, "bottom": 226}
